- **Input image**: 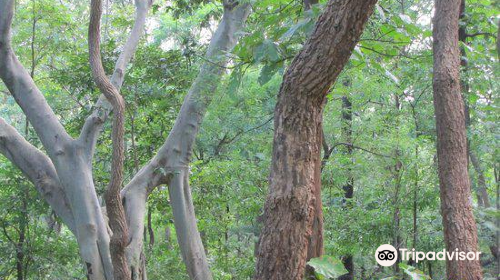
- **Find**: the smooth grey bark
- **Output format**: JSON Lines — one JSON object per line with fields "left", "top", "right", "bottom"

{"left": 1, "top": 1, "right": 113, "bottom": 277}
{"left": 0, "top": 119, "right": 75, "bottom": 233}
{"left": 1, "top": 0, "right": 249, "bottom": 279}
{"left": 121, "top": 2, "right": 251, "bottom": 278}
{"left": 0, "top": 0, "right": 152, "bottom": 279}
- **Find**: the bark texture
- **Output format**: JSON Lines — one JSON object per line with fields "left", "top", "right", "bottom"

{"left": 0, "top": 0, "right": 152, "bottom": 279}
{"left": 432, "top": 0, "right": 483, "bottom": 279}
{"left": 254, "top": 1, "right": 377, "bottom": 279}
{"left": 304, "top": 0, "right": 322, "bottom": 274}
{"left": 89, "top": 0, "right": 130, "bottom": 278}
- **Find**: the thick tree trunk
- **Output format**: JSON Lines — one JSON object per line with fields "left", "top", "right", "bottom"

{"left": 304, "top": 0, "right": 323, "bottom": 273}
{"left": 432, "top": 0, "right": 483, "bottom": 279}
{"left": 0, "top": 0, "right": 151, "bottom": 279}
{"left": 254, "top": 1, "right": 377, "bottom": 279}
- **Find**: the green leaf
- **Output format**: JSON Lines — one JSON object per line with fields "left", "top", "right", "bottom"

{"left": 468, "top": 93, "right": 479, "bottom": 104}
{"left": 253, "top": 39, "right": 281, "bottom": 63}
{"left": 280, "top": 18, "right": 311, "bottom": 42}
{"left": 227, "top": 68, "right": 244, "bottom": 96}
{"left": 307, "top": 256, "right": 348, "bottom": 279}
{"left": 258, "top": 62, "right": 282, "bottom": 85}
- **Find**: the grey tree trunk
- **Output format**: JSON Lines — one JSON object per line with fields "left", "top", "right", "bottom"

{"left": 122, "top": 3, "right": 251, "bottom": 278}
{"left": 0, "top": 0, "right": 249, "bottom": 279}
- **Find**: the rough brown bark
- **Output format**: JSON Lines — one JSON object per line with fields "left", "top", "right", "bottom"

{"left": 89, "top": 0, "right": 130, "bottom": 278}
{"left": 432, "top": 0, "right": 483, "bottom": 279}
{"left": 254, "top": 1, "right": 377, "bottom": 279}
{"left": 304, "top": 0, "right": 323, "bottom": 271}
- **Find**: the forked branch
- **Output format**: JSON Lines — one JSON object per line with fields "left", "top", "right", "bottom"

{"left": 80, "top": 0, "right": 153, "bottom": 157}
{"left": 0, "top": 118, "right": 75, "bottom": 233}
{"left": 0, "top": 0, "right": 71, "bottom": 156}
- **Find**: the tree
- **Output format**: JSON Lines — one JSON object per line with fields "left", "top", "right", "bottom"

{"left": 254, "top": 0, "right": 378, "bottom": 279}
{"left": 338, "top": 93, "right": 354, "bottom": 280}
{"left": 0, "top": 0, "right": 250, "bottom": 279}
{"left": 432, "top": 0, "right": 483, "bottom": 279}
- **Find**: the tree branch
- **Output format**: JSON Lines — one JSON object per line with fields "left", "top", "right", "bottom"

{"left": 0, "top": 0, "right": 71, "bottom": 156}
{"left": 121, "top": 2, "right": 252, "bottom": 276}
{"left": 465, "top": 32, "right": 494, "bottom": 39}
{"left": 329, "top": 142, "right": 393, "bottom": 158}
{"left": 79, "top": 0, "right": 153, "bottom": 156}
{"left": 0, "top": 118, "right": 75, "bottom": 233}
{"left": 123, "top": 1, "right": 252, "bottom": 197}
{"left": 88, "top": 0, "right": 131, "bottom": 277}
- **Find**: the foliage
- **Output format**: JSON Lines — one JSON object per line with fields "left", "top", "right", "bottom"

{"left": 0, "top": 0, "right": 498, "bottom": 279}
{"left": 307, "top": 256, "right": 348, "bottom": 279}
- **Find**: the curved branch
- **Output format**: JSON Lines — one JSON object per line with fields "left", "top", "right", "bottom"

{"left": 88, "top": 0, "right": 129, "bottom": 278}
{"left": 0, "top": 118, "right": 75, "bottom": 233}
{"left": 121, "top": 2, "right": 252, "bottom": 278}
{"left": 0, "top": 0, "right": 71, "bottom": 156}
{"left": 79, "top": 0, "right": 152, "bottom": 156}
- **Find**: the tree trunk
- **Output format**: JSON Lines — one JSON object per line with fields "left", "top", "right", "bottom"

{"left": 89, "top": 0, "right": 130, "bottom": 277}
{"left": 121, "top": 3, "right": 251, "bottom": 279}
{"left": 16, "top": 188, "right": 28, "bottom": 280}
{"left": 304, "top": 0, "right": 323, "bottom": 273}
{"left": 432, "top": 0, "right": 483, "bottom": 278}
{"left": 168, "top": 170, "right": 211, "bottom": 280}
{"left": 147, "top": 207, "right": 154, "bottom": 248}
{"left": 338, "top": 95, "right": 354, "bottom": 280}
{"left": 0, "top": 0, "right": 152, "bottom": 279}
{"left": 254, "top": 1, "right": 377, "bottom": 279}
{"left": 392, "top": 94, "right": 403, "bottom": 273}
